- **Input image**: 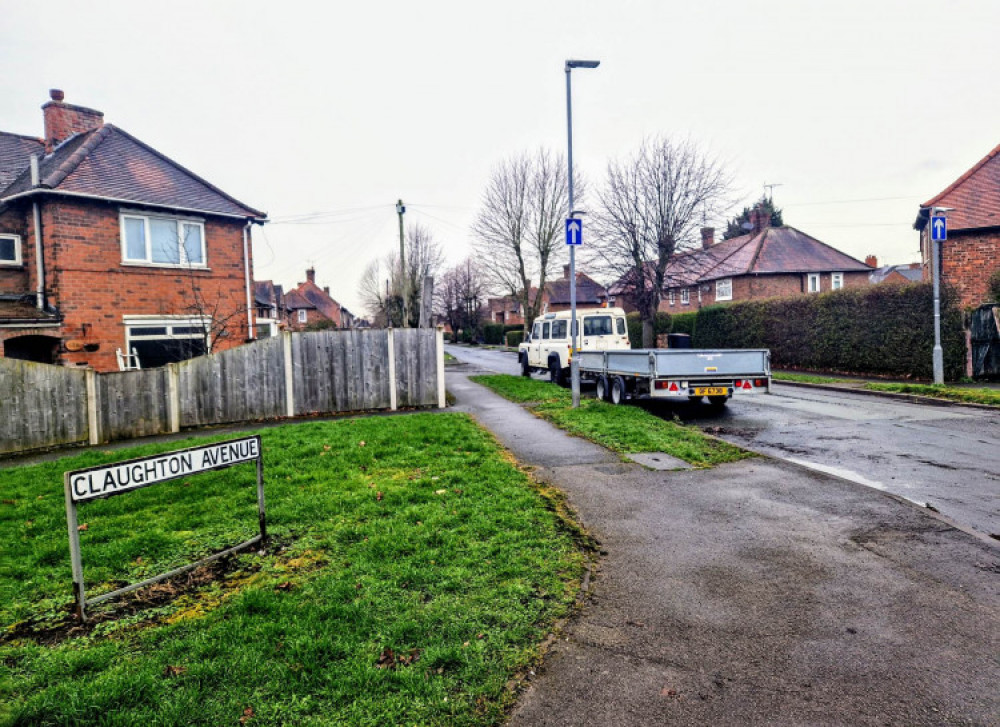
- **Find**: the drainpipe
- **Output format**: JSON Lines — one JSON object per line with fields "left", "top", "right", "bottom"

{"left": 243, "top": 221, "right": 255, "bottom": 340}
{"left": 30, "top": 155, "right": 45, "bottom": 311}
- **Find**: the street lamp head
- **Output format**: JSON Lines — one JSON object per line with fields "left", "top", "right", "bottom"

{"left": 931, "top": 206, "right": 955, "bottom": 214}
{"left": 396, "top": 200, "right": 405, "bottom": 215}
{"left": 566, "top": 59, "right": 600, "bottom": 70}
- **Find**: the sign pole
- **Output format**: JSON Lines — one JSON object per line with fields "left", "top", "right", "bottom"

{"left": 930, "top": 210, "right": 947, "bottom": 385}
{"left": 63, "top": 473, "right": 87, "bottom": 622}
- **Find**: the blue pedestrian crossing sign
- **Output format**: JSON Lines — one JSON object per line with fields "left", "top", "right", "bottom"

{"left": 931, "top": 215, "right": 947, "bottom": 241}
{"left": 566, "top": 218, "right": 582, "bottom": 246}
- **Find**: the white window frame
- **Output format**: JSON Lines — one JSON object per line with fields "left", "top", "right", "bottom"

{"left": 668, "top": 290, "right": 675, "bottom": 306}
{"left": 0, "top": 233, "right": 23, "bottom": 266}
{"left": 715, "top": 277, "right": 733, "bottom": 301}
{"left": 297, "top": 309, "right": 308, "bottom": 324}
{"left": 120, "top": 211, "right": 207, "bottom": 268}
{"left": 123, "top": 315, "right": 211, "bottom": 353}
{"left": 807, "top": 273, "right": 820, "bottom": 293}
{"left": 831, "top": 272, "right": 844, "bottom": 291}
{"left": 681, "top": 288, "right": 690, "bottom": 305}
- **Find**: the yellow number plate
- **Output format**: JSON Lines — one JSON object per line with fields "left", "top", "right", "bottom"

{"left": 693, "top": 387, "right": 729, "bottom": 396}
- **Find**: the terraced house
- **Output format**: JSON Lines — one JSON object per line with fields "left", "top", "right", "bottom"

{"left": 0, "top": 90, "right": 267, "bottom": 371}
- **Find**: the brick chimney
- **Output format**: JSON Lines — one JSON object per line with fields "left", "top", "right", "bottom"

{"left": 563, "top": 264, "right": 571, "bottom": 279}
{"left": 306, "top": 267, "right": 316, "bottom": 284}
{"left": 865, "top": 255, "right": 878, "bottom": 268}
{"left": 700, "top": 226, "right": 715, "bottom": 249}
{"left": 749, "top": 205, "right": 771, "bottom": 234}
{"left": 42, "top": 90, "right": 104, "bottom": 152}
{"left": 323, "top": 286, "right": 330, "bottom": 296}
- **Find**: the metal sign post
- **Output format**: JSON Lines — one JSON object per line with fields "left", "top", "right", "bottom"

{"left": 930, "top": 211, "right": 948, "bottom": 385}
{"left": 64, "top": 435, "right": 265, "bottom": 622}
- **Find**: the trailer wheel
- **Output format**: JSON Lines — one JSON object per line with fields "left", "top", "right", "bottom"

{"left": 610, "top": 376, "right": 627, "bottom": 405}
{"left": 596, "top": 375, "right": 609, "bottom": 401}
{"left": 708, "top": 395, "right": 729, "bottom": 408}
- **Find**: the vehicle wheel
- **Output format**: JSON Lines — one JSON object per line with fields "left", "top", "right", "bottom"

{"left": 596, "top": 375, "right": 609, "bottom": 401}
{"left": 549, "top": 360, "right": 560, "bottom": 385}
{"left": 610, "top": 376, "right": 627, "bottom": 405}
{"left": 688, "top": 395, "right": 703, "bottom": 404}
{"left": 520, "top": 354, "right": 530, "bottom": 377}
{"left": 708, "top": 395, "right": 729, "bottom": 408}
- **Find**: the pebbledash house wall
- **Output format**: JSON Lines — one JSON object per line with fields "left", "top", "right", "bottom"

{"left": 660, "top": 270, "right": 871, "bottom": 311}
{"left": 0, "top": 196, "right": 251, "bottom": 371}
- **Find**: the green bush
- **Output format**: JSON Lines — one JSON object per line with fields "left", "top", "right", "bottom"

{"left": 692, "top": 283, "right": 965, "bottom": 380}
{"left": 483, "top": 323, "right": 505, "bottom": 345}
{"left": 670, "top": 312, "right": 697, "bottom": 336}
{"left": 626, "top": 311, "right": 671, "bottom": 348}
{"left": 506, "top": 330, "right": 525, "bottom": 347}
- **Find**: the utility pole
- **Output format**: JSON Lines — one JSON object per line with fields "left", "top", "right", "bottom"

{"left": 396, "top": 200, "right": 408, "bottom": 328}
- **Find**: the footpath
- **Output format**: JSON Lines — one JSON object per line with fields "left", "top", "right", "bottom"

{"left": 448, "top": 366, "right": 1000, "bottom": 727}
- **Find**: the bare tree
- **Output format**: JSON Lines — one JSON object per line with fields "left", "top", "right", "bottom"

{"left": 358, "top": 223, "right": 444, "bottom": 327}
{"left": 436, "top": 258, "right": 489, "bottom": 341}
{"left": 473, "top": 149, "right": 576, "bottom": 332}
{"left": 590, "top": 136, "right": 732, "bottom": 347}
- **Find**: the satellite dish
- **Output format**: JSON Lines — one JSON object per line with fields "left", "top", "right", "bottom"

{"left": 741, "top": 222, "right": 754, "bottom": 231}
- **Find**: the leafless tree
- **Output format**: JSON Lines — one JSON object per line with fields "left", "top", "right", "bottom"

{"left": 358, "top": 223, "right": 444, "bottom": 327}
{"left": 473, "top": 149, "right": 578, "bottom": 332}
{"left": 589, "top": 136, "right": 733, "bottom": 347}
{"left": 436, "top": 258, "right": 489, "bottom": 340}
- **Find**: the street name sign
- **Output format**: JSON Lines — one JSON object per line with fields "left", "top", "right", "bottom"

{"left": 64, "top": 435, "right": 265, "bottom": 621}
{"left": 566, "top": 218, "right": 582, "bottom": 245}
{"left": 931, "top": 215, "right": 947, "bottom": 241}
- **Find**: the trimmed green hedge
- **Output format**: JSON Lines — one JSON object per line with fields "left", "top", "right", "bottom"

{"left": 626, "top": 311, "right": 671, "bottom": 348}
{"left": 692, "top": 283, "right": 966, "bottom": 380}
{"left": 506, "top": 330, "right": 524, "bottom": 347}
{"left": 670, "top": 312, "right": 697, "bottom": 336}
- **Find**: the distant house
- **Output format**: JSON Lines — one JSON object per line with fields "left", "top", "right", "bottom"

{"left": 284, "top": 267, "right": 343, "bottom": 330}
{"left": 254, "top": 280, "right": 284, "bottom": 338}
{"left": 486, "top": 266, "right": 609, "bottom": 326}
{"left": 0, "top": 90, "right": 267, "bottom": 371}
{"left": 915, "top": 142, "right": 1000, "bottom": 308}
{"left": 868, "top": 257, "right": 923, "bottom": 285}
{"left": 611, "top": 206, "right": 873, "bottom": 312}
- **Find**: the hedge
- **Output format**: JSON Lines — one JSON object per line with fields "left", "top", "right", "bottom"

{"left": 626, "top": 311, "right": 671, "bottom": 348}
{"left": 483, "top": 323, "right": 505, "bottom": 345}
{"left": 506, "top": 330, "right": 524, "bottom": 347}
{"left": 670, "top": 312, "right": 697, "bottom": 337}
{"left": 692, "top": 283, "right": 965, "bottom": 380}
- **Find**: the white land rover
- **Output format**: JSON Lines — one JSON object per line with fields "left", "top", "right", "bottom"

{"left": 518, "top": 307, "right": 630, "bottom": 385}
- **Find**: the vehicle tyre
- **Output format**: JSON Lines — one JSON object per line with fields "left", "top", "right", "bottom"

{"left": 520, "top": 354, "right": 530, "bottom": 377}
{"left": 549, "top": 359, "right": 560, "bottom": 385}
{"left": 610, "top": 376, "right": 627, "bottom": 405}
{"left": 596, "top": 375, "right": 609, "bottom": 401}
{"left": 708, "top": 395, "right": 729, "bottom": 408}
{"left": 688, "top": 395, "right": 703, "bottom": 404}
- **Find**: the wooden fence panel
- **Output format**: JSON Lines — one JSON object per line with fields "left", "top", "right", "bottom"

{"left": 394, "top": 329, "right": 438, "bottom": 408}
{"left": 0, "top": 359, "right": 88, "bottom": 454}
{"left": 293, "top": 330, "right": 392, "bottom": 414}
{"left": 98, "top": 368, "right": 171, "bottom": 442}
{"left": 178, "top": 335, "right": 286, "bottom": 428}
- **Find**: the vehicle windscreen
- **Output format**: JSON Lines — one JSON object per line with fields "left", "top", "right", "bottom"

{"left": 583, "top": 316, "right": 613, "bottom": 336}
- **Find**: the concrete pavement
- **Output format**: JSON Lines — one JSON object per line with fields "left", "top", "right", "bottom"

{"left": 448, "top": 366, "right": 1000, "bottom": 726}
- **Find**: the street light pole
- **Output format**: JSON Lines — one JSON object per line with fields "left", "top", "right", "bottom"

{"left": 396, "top": 200, "right": 408, "bottom": 328}
{"left": 565, "top": 59, "right": 599, "bottom": 408}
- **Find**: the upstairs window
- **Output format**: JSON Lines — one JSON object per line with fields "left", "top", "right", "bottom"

{"left": 297, "top": 309, "right": 308, "bottom": 323}
{"left": 715, "top": 278, "right": 733, "bottom": 301}
{"left": 121, "top": 213, "right": 206, "bottom": 267}
{"left": 0, "top": 234, "right": 22, "bottom": 265}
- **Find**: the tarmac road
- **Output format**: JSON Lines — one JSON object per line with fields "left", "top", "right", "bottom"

{"left": 446, "top": 345, "right": 1000, "bottom": 539}
{"left": 444, "top": 358, "right": 1000, "bottom": 726}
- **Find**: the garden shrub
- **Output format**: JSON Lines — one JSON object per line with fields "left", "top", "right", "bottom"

{"left": 506, "top": 330, "right": 524, "bottom": 348}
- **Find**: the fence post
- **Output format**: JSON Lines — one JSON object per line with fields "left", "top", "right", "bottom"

{"left": 85, "top": 368, "right": 99, "bottom": 445}
{"left": 387, "top": 328, "right": 398, "bottom": 411}
{"left": 283, "top": 331, "right": 295, "bottom": 417}
{"left": 167, "top": 362, "right": 181, "bottom": 433}
{"left": 436, "top": 326, "right": 446, "bottom": 408}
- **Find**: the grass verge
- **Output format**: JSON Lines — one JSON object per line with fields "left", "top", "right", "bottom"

{"left": 470, "top": 375, "right": 749, "bottom": 468}
{"left": 772, "top": 372, "right": 846, "bottom": 385}
{"left": 862, "top": 382, "right": 1000, "bottom": 407}
{"left": 0, "top": 413, "right": 587, "bottom": 726}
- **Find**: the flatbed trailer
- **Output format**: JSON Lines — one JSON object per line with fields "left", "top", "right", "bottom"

{"left": 577, "top": 348, "right": 771, "bottom": 406}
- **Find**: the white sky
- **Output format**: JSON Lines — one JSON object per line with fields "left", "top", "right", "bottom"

{"left": 3, "top": 0, "right": 997, "bottom": 317}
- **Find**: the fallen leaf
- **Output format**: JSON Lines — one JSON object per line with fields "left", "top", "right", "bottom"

{"left": 239, "top": 706, "right": 254, "bottom": 724}
{"left": 358, "top": 441, "right": 366, "bottom": 447}
{"left": 477, "top": 633, "right": 485, "bottom": 639}
{"left": 435, "top": 489, "right": 447, "bottom": 495}
{"left": 163, "top": 665, "right": 187, "bottom": 678}
{"left": 462, "top": 641, "right": 470, "bottom": 648}
{"left": 276, "top": 581, "right": 293, "bottom": 591}
{"left": 376, "top": 647, "right": 396, "bottom": 668}
{"left": 77, "top": 523, "right": 89, "bottom": 532}
{"left": 323, "top": 445, "right": 331, "bottom": 451}
{"left": 376, "top": 491, "right": 383, "bottom": 501}
{"left": 1, "top": 499, "right": 16, "bottom": 505}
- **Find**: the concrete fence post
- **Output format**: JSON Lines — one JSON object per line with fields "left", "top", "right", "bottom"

{"left": 436, "top": 326, "right": 446, "bottom": 408}
{"left": 283, "top": 331, "right": 295, "bottom": 417}
{"left": 85, "top": 368, "right": 99, "bottom": 445}
{"left": 167, "top": 362, "right": 181, "bottom": 433}
{"left": 387, "top": 328, "right": 398, "bottom": 411}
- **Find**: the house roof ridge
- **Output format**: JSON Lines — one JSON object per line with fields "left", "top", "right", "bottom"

{"left": 776, "top": 224, "right": 871, "bottom": 268}
{"left": 109, "top": 125, "right": 267, "bottom": 219}
{"left": 0, "top": 130, "right": 45, "bottom": 144}
{"left": 922, "top": 142, "right": 1000, "bottom": 208}
{"left": 697, "top": 233, "right": 760, "bottom": 279}
{"left": 43, "top": 125, "right": 112, "bottom": 188}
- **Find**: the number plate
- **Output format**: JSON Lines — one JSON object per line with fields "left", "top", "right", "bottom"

{"left": 693, "top": 387, "right": 729, "bottom": 396}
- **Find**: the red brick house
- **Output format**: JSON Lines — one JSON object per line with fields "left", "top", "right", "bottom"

{"left": 915, "top": 142, "right": 1000, "bottom": 309}
{"left": 0, "top": 90, "right": 266, "bottom": 371}
{"left": 283, "top": 267, "right": 344, "bottom": 330}
{"left": 487, "top": 266, "right": 609, "bottom": 326}
{"left": 611, "top": 208, "right": 872, "bottom": 312}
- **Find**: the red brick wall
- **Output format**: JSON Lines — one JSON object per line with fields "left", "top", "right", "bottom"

{"left": 660, "top": 271, "right": 872, "bottom": 311}
{"left": 1, "top": 197, "right": 252, "bottom": 371}
{"left": 937, "top": 230, "right": 1000, "bottom": 309}
{"left": 0, "top": 205, "right": 34, "bottom": 296}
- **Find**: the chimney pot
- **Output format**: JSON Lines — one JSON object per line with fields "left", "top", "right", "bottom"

{"left": 306, "top": 267, "right": 316, "bottom": 284}
{"left": 865, "top": 255, "right": 878, "bottom": 268}
{"left": 700, "top": 226, "right": 715, "bottom": 249}
{"left": 323, "top": 286, "right": 330, "bottom": 295}
{"left": 750, "top": 205, "right": 771, "bottom": 234}
{"left": 49, "top": 89, "right": 65, "bottom": 102}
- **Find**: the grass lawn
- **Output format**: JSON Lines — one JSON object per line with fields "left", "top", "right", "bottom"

{"left": 772, "top": 372, "right": 846, "bottom": 385}
{"left": 0, "top": 413, "right": 587, "bottom": 726}
{"left": 470, "top": 375, "right": 749, "bottom": 468}
{"left": 862, "top": 382, "right": 1000, "bottom": 407}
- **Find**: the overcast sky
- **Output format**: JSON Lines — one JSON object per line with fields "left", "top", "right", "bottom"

{"left": 3, "top": 0, "right": 997, "bottom": 317}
